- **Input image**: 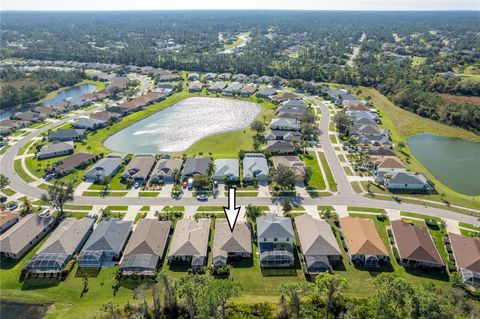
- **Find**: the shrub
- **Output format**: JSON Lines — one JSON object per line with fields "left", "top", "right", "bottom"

{"left": 392, "top": 246, "right": 400, "bottom": 261}
{"left": 426, "top": 219, "right": 439, "bottom": 228}
{"left": 448, "top": 260, "right": 456, "bottom": 272}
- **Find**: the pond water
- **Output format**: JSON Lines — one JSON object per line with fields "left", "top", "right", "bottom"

{"left": 408, "top": 133, "right": 480, "bottom": 196}
{"left": 104, "top": 97, "right": 261, "bottom": 153}
{"left": 42, "top": 83, "right": 97, "bottom": 106}
{"left": 0, "top": 84, "right": 97, "bottom": 121}
{"left": 0, "top": 301, "right": 49, "bottom": 319}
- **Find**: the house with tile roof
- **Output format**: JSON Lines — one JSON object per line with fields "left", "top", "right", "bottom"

{"left": 391, "top": 220, "right": 444, "bottom": 269}
{"left": 340, "top": 216, "right": 390, "bottom": 268}
{"left": 449, "top": 233, "right": 480, "bottom": 288}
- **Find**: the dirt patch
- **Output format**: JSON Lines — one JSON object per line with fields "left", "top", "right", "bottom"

{"left": 439, "top": 93, "right": 480, "bottom": 106}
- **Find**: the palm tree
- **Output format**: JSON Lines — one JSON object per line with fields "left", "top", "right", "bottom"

{"left": 20, "top": 197, "right": 33, "bottom": 215}
{"left": 245, "top": 204, "right": 262, "bottom": 221}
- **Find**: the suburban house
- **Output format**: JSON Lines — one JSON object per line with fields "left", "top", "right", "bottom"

{"left": 282, "top": 99, "right": 307, "bottom": 108}
{"left": 154, "top": 83, "right": 177, "bottom": 95}
{"left": 15, "top": 111, "right": 44, "bottom": 123}
{"left": 258, "top": 75, "right": 272, "bottom": 84}
{"left": 0, "top": 119, "right": 28, "bottom": 135}
{"left": 355, "top": 134, "right": 392, "bottom": 148}
{"left": 168, "top": 218, "right": 211, "bottom": 270}
{"left": 349, "top": 124, "right": 386, "bottom": 137}
{"left": 48, "top": 129, "right": 86, "bottom": 142}
{"left": 391, "top": 220, "right": 444, "bottom": 269}
{"left": 106, "top": 76, "right": 129, "bottom": 92}
{"left": 0, "top": 214, "right": 55, "bottom": 260}
{"left": 54, "top": 152, "right": 96, "bottom": 176}
{"left": 119, "top": 219, "right": 172, "bottom": 276}
{"left": 150, "top": 158, "right": 183, "bottom": 184}
{"left": 217, "top": 73, "right": 232, "bottom": 81}
{"left": 373, "top": 156, "right": 406, "bottom": 174}
{"left": 256, "top": 87, "right": 277, "bottom": 98}
{"left": 0, "top": 211, "right": 20, "bottom": 234}
{"left": 265, "top": 130, "right": 302, "bottom": 142}
{"left": 294, "top": 214, "right": 342, "bottom": 273}
{"left": 77, "top": 219, "right": 132, "bottom": 268}
{"left": 272, "top": 156, "right": 306, "bottom": 182}
{"left": 347, "top": 110, "right": 380, "bottom": 124}
{"left": 276, "top": 105, "right": 307, "bottom": 115}
{"left": 383, "top": 172, "right": 433, "bottom": 191}
{"left": 182, "top": 158, "right": 210, "bottom": 179}
{"left": 90, "top": 111, "right": 121, "bottom": 123}
{"left": 232, "top": 73, "right": 248, "bottom": 82}
{"left": 204, "top": 73, "right": 217, "bottom": 81}
{"left": 270, "top": 118, "right": 300, "bottom": 131}
{"left": 38, "top": 142, "right": 74, "bottom": 160}
{"left": 212, "top": 219, "right": 252, "bottom": 267}
{"left": 265, "top": 140, "right": 296, "bottom": 154}
{"left": 208, "top": 82, "right": 227, "bottom": 93}
{"left": 343, "top": 100, "right": 371, "bottom": 111}
{"left": 213, "top": 159, "right": 240, "bottom": 182}
{"left": 121, "top": 155, "right": 155, "bottom": 186}
{"left": 34, "top": 106, "right": 58, "bottom": 117}
{"left": 239, "top": 84, "right": 257, "bottom": 97}
{"left": 449, "top": 233, "right": 480, "bottom": 288}
{"left": 73, "top": 117, "right": 106, "bottom": 130}
{"left": 257, "top": 213, "right": 295, "bottom": 268}
{"left": 23, "top": 218, "right": 94, "bottom": 277}
{"left": 188, "top": 81, "right": 203, "bottom": 93}
{"left": 365, "top": 146, "right": 396, "bottom": 157}
{"left": 243, "top": 153, "right": 269, "bottom": 182}
{"left": 222, "top": 83, "right": 243, "bottom": 96}
{"left": 340, "top": 216, "right": 390, "bottom": 268}
{"left": 272, "top": 92, "right": 298, "bottom": 103}
{"left": 84, "top": 154, "right": 125, "bottom": 182}
{"left": 188, "top": 73, "right": 200, "bottom": 81}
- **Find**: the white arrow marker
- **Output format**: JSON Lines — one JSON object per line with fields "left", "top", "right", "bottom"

{"left": 223, "top": 187, "right": 241, "bottom": 232}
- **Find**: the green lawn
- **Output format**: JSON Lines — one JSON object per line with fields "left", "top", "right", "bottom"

{"left": 350, "top": 181, "right": 363, "bottom": 193}
{"left": 348, "top": 206, "right": 386, "bottom": 214}
{"left": 162, "top": 206, "right": 185, "bottom": 211}
{"left": 0, "top": 236, "right": 136, "bottom": 319}
{"left": 105, "top": 205, "right": 128, "bottom": 211}
{"left": 140, "top": 206, "right": 150, "bottom": 211}
{"left": 1, "top": 188, "right": 16, "bottom": 196}
{"left": 301, "top": 152, "right": 326, "bottom": 190}
{"left": 139, "top": 192, "right": 159, "bottom": 197}
{"left": 459, "top": 222, "right": 480, "bottom": 231}
{"left": 64, "top": 204, "right": 94, "bottom": 211}
{"left": 18, "top": 140, "right": 35, "bottom": 155}
{"left": 318, "top": 152, "right": 337, "bottom": 192}
{"left": 197, "top": 206, "right": 224, "bottom": 212}
{"left": 223, "top": 32, "right": 251, "bottom": 49}
{"left": 14, "top": 159, "right": 35, "bottom": 183}
{"left": 400, "top": 211, "right": 442, "bottom": 222}
{"left": 82, "top": 191, "right": 127, "bottom": 197}
{"left": 64, "top": 211, "right": 89, "bottom": 219}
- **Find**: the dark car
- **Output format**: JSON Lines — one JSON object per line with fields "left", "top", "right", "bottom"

{"left": 0, "top": 196, "right": 7, "bottom": 203}
{"left": 6, "top": 202, "right": 18, "bottom": 211}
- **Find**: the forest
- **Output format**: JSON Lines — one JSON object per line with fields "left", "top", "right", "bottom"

{"left": 97, "top": 272, "right": 479, "bottom": 319}
{"left": 1, "top": 11, "right": 479, "bottom": 131}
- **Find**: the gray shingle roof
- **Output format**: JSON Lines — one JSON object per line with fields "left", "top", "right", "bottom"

{"left": 183, "top": 158, "right": 210, "bottom": 176}
{"left": 38, "top": 142, "right": 74, "bottom": 158}
{"left": 48, "top": 129, "right": 86, "bottom": 140}
{"left": 121, "top": 155, "right": 155, "bottom": 180}
{"left": 213, "top": 219, "right": 251, "bottom": 260}
{"left": 257, "top": 213, "right": 294, "bottom": 239}
{"left": 294, "top": 214, "right": 341, "bottom": 256}
{"left": 214, "top": 159, "right": 239, "bottom": 179}
{"left": 243, "top": 153, "right": 269, "bottom": 179}
{"left": 168, "top": 218, "right": 210, "bottom": 258}
{"left": 81, "top": 219, "right": 132, "bottom": 253}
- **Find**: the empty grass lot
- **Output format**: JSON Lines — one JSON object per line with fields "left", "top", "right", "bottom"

{"left": 301, "top": 152, "right": 326, "bottom": 190}
{"left": 318, "top": 152, "right": 337, "bottom": 192}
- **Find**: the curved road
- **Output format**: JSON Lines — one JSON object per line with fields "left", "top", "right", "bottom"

{"left": 1, "top": 96, "right": 479, "bottom": 226}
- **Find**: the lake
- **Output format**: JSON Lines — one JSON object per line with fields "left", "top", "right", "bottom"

{"left": 42, "top": 83, "right": 97, "bottom": 106}
{"left": 104, "top": 97, "right": 261, "bottom": 153}
{"left": 408, "top": 133, "right": 480, "bottom": 196}
{"left": 0, "top": 83, "right": 97, "bottom": 121}
{"left": 0, "top": 301, "right": 49, "bottom": 319}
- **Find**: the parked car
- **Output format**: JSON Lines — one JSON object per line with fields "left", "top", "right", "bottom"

{"left": 44, "top": 172, "right": 56, "bottom": 181}
{"left": 6, "top": 202, "right": 18, "bottom": 211}
{"left": 87, "top": 214, "right": 98, "bottom": 221}
{"left": 0, "top": 196, "right": 7, "bottom": 203}
{"left": 40, "top": 208, "right": 51, "bottom": 217}
{"left": 187, "top": 178, "right": 194, "bottom": 190}
{"left": 196, "top": 194, "right": 208, "bottom": 201}
{"left": 182, "top": 180, "right": 187, "bottom": 189}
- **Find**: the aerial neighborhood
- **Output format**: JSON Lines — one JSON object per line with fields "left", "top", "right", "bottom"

{"left": 0, "top": 9, "right": 479, "bottom": 318}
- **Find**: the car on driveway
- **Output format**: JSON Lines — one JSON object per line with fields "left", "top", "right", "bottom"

{"left": 6, "top": 202, "right": 18, "bottom": 211}
{"left": 196, "top": 194, "right": 208, "bottom": 201}
{"left": 0, "top": 196, "right": 7, "bottom": 203}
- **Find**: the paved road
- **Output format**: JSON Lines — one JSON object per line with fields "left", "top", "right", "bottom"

{"left": 1, "top": 95, "right": 479, "bottom": 226}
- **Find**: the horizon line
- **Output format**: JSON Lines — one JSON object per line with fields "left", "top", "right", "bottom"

{"left": 2, "top": 9, "right": 480, "bottom": 12}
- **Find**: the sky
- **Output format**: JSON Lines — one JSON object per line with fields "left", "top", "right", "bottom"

{"left": 2, "top": 0, "right": 479, "bottom": 11}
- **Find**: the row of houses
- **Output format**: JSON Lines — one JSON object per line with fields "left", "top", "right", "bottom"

{"left": 1, "top": 211, "right": 478, "bottom": 288}
{"left": 188, "top": 72, "right": 273, "bottom": 84}
{"left": 200, "top": 81, "right": 259, "bottom": 97}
